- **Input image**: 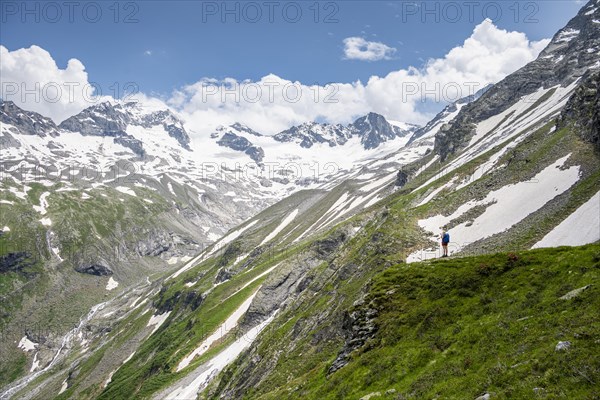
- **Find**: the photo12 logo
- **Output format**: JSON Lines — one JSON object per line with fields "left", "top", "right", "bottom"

{"left": 201, "top": 1, "right": 340, "bottom": 23}
{"left": 199, "top": 81, "right": 339, "bottom": 104}
{"left": 1, "top": 81, "right": 139, "bottom": 105}
{"left": 400, "top": 1, "right": 540, "bottom": 24}
{"left": 1, "top": 1, "right": 140, "bottom": 24}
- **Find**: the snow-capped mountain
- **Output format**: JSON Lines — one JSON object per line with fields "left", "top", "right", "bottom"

{"left": 210, "top": 124, "right": 266, "bottom": 163}
{"left": 1, "top": 2, "right": 599, "bottom": 399}
{"left": 407, "top": 84, "right": 493, "bottom": 145}
{"left": 435, "top": 0, "right": 600, "bottom": 161}
{"left": 0, "top": 95, "right": 429, "bottom": 296}
{"left": 273, "top": 112, "right": 419, "bottom": 150}
{"left": 1, "top": 100, "right": 60, "bottom": 138}
{"left": 59, "top": 101, "right": 191, "bottom": 154}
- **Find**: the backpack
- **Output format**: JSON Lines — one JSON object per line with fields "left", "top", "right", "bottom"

{"left": 442, "top": 233, "right": 450, "bottom": 243}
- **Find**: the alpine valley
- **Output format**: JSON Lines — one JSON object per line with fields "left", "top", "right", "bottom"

{"left": 1, "top": 1, "right": 599, "bottom": 399}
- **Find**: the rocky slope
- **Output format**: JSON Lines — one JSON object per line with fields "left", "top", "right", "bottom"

{"left": 557, "top": 70, "right": 600, "bottom": 147}
{"left": 0, "top": 98, "right": 425, "bottom": 395}
{"left": 274, "top": 112, "right": 418, "bottom": 150}
{"left": 434, "top": 0, "right": 600, "bottom": 161}
{"left": 1, "top": 2, "right": 599, "bottom": 398}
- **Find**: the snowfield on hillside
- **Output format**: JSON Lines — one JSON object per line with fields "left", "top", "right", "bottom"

{"left": 408, "top": 155, "right": 582, "bottom": 262}
{"left": 533, "top": 191, "right": 600, "bottom": 248}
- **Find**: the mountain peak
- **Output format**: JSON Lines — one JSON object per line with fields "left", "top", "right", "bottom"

{"left": 58, "top": 102, "right": 191, "bottom": 150}
{"left": 0, "top": 100, "right": 60, "bottom": 138}
{"left": 433, "top": 0, "right": 600, "bottom": 161}
{"left": 273, "top": 113, "right": 417, "bottom": 150}
{"left": 351, "top": 112, "right": 415, "bottom": 150}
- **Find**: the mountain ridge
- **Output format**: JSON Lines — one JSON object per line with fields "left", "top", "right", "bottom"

{"left": 1, "top": 1, "right": 599, "bottom": 398}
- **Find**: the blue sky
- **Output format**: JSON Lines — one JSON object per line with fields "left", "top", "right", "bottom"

{"left": 1, "top": 1, "right": 583, "bottom": 96}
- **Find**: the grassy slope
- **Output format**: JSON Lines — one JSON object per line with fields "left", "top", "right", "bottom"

{"left": 0, "top": 181, "right": 175, "bottom": 387}
{"left": 205, "top": 121, "right": 600, "bottom": 399}
{"left": 233, "top": 244, "right": 600, "bottom": 400}
{"left": 7, "top": 114, "right": 598, "bottom": 397}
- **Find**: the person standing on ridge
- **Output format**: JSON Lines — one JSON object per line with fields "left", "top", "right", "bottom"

{"left": 441, "top": 230, "right": 450, "bottom": 257}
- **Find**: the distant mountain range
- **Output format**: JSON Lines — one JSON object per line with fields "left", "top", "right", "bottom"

{"left": 0, "top": 1, "right": 598, "bottom": 398}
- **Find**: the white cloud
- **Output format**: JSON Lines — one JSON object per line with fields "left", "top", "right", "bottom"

{"left": 1, "top": 19, "right": 550, "bottom": 137}
{"left": 145, "top": 50, "right": 153, "bottom": 56}
{"left": 0, "top": 45, "right": 112, "bottom": 123}
{"left": 343, "top": 37, "right": 397, "bottom": 61}
{"left": 175, "top": 19, "right": 549, "bottom": 136}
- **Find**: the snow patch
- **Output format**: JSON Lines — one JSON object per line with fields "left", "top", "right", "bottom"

{"left": 363, "top": 195, "right": 382, "bottom": 209}
{"left": 18, "top": 336, "right": 38, "bottom": 352}
{"left": 59, "top": 379, "right": 68, "bottom": 394}
{"left": 408, "top": 155, "right": 581, "bottom": 262}
{"left": 417, "top": 176, "right": 458, "bottom": 207}
{"left": 532, "top": 191, "right": 600, "bottom": 248}
{"left": 32, "top": 192, "right": 50, "bottom": 215}
{"left": 8, "top": 186, "right": 28, "bottom": 199}
{"left": 167, "top": 182, "right": 176, "bottom": 196}
{"left": 360, "top": 172, "right": 396, "bottom": 193}
{"left": 30, "top": 353, "right": 40, "bottom": 372}
{"left": 115, "top": 186, "right": 136, "bottom": 196}
{"left": 176, "top": 290, "right": 261, "bottom": 372}
{"left": 166, "top": 312, "right": 277, "bottom": 399}
{"left": 206, "top": 219, "right": 259, "bottom": 257}
{"left": 122, "top": 351, "right": 136, "bottom": 364}
{"left": 167, "top": 257, "right": 179, "bottom": 265}
{"left": 259, "top": 209, "right": 299, "bottom": 245}
{"left": 556, "top": 28, "right": 580, "bottom": 43}
{"left": 147, "top": 311, "right": 171, "bottom": 336}
{"left": 105, "top": 277, "right": 119, "bottom": 291}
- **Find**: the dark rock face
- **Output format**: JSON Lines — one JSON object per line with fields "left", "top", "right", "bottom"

{"left": 75, "top": 263, "right": 113, "bottom": 276}
{"left": 0, "top": 252, "right": 34, "bottom": 274}
{"left": 244, "top": 146, "right": 265, "bottom": 164}
{"left": 434, "top": 0, "right": 600, "bottom": 161}
{"left": 216, "top": 241, "right": 242, "bottom": 268}
{"left": 60, "top": 102, "right": 129, "bottom": 137}
{"left": 59, "top": 101, "right": 191, "bottom": 150}
{"left": 231, "top": 122, "right": 262, "bottom": 137}
{"left": 215, "top": 268, "right": 233, "bottom": 284}
{"left": 328, "top": 298, "right": 378, "bottom": 374}
{"left": 352, "top": 112, "right": 400, "bottom": 150}
{"left": 395, "top": 170, "right": 409, "bottom": 187}
{"left": 216, "top": 132, "right": 265, "bottom": 163}
{"left": 164, "top": 123, "right": 191, "bottom": 150}
{"left": 0, "top": 101, "right": 60, "bottom": 137}
{"left": 557, "top": 71, "right": 600, "bottom": 149}
{"left": 113, "top": 134, "right": 146, "bottom": 158}
{"left": 0, "top": 130, "right": 21, "bottom": 148}
{"left": 156, "top": 287, "right": 204, "bottom": 314}
{"left": 312, "top": 231, "right": 347, "bottom": 258}
{"left": 217, "top": 132, "right": 252, "bottom": 152}
{"left": 183, "top": 290, "right": 205, "bottom": 311}
{"left": 136, "top": 230, "right": 197, "bottom": 258}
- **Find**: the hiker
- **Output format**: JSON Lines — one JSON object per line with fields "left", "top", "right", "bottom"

{"left": 441, "top": 230, "right": 450, "bottom": 257}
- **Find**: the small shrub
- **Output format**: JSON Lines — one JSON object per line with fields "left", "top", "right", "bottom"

{"left": 478, "top": 263, "right": 492, "bottom": 276}
{"left": 507, "top": 253, "right": 520, "bottom": 265}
